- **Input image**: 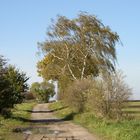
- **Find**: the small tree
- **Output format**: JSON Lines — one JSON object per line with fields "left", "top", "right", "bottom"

{"left": 0, "top": 56, "right": 29, "bottom": 112}
{"left": 30, "top": 81, "right": 55, "bottom": 103}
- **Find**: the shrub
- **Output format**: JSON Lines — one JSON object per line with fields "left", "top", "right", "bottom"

{"left": 63, "top": 71, "right": 131, "bottom": 120}
{"left": 64, "top": 78, "right": 93, "bottom": 112}
{"left": 88, "top": 71, "right": 132, "bottom": 120}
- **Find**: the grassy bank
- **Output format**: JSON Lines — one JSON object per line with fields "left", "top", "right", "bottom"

{"left": 0, "top": 101, "right": 36, "bottom": 140}
{"left": 49, "top": 101, "right": 140, "bottom": 140}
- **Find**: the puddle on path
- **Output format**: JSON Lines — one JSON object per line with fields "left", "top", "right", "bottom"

{"left": 13, "top": 127, "right": 65, "bottom": 135}
{"left": 12, "top": 127, "right": 81, "bottom": 140}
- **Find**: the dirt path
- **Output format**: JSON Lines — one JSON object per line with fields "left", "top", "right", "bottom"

{"left": 27, "top": 103, "right": 98, "bottom": 140}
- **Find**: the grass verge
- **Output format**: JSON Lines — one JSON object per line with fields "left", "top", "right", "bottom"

{"left": 49, "top": 101, "right": 140, "bottom": 140}
{"left": 0, "top": 101, "right": 36, "bottom": 140}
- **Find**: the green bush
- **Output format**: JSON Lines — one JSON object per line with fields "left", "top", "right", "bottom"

{"left": 0, "top": 56, "right": 29, "bottom": 112}
{"left": 30, "top": 81, "right": 55, "bottom": 103}
{"left": 38, "top": 88, "right": 55, "bottom": 103}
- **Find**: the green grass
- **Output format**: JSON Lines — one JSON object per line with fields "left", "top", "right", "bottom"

{"left": 0, "top": 101, "right": 36, "bottom": 140}
{"left": 49, "top": 101, "right": 140, "bottom": 140}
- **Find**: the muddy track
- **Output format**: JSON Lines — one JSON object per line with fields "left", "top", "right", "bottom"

{"left": 26, "top": 103, "right": 98, "bottom": 140}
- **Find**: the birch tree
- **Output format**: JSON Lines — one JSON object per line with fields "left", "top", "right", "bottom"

{"left": 37, "top": 13, "right": 120, "bottom": 82}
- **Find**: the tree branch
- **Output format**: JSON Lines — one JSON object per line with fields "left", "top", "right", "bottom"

{"left": 51, "top": 53, "right": 64, "bottom": 61}
{"left": 67, "top": 64, "right": 77, "bottom": 80}
{"left": 81, "top": 54, "right": 88, "bottom": 79}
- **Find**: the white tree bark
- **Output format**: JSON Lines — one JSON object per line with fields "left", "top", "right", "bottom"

{"left": 51, "top": 53, "right": 64, "bottom": 61}
{"left": 67, "top": 64, "right": 77, "bottom": 80}
{"left": 65, "top": 43, "right": 77, "bottom": 80}
{"left": 81, "top": 54, "right": 88, "bottom": 79}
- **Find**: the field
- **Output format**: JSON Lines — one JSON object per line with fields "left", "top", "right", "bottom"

{"left": 49, "top": 101, "right": 140, "bottom": 140}
{"left": 0, "top": 101, "right": 36, "bottom": 140}
{"left": 123, "top": 100, "right": 140, "bottom": 119}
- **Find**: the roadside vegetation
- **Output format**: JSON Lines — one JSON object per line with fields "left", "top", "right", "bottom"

{"left": 49, "top": 101, "right": 140, "bottom": 140}
{"left": 0, "top": 101, "right": 36, "bottom": 140}
{"left": 0, "top": 55, "right": 36, "bottom": 139}
{"left": 38, "top": 13, "right": 139, "bottom": 140}
{"left": 0, "top": 55, "right": 29, "bottom": 117}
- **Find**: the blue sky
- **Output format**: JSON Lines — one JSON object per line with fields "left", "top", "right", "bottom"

{"left": 0, "top": 0, "right": 140, "bottom": 99}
